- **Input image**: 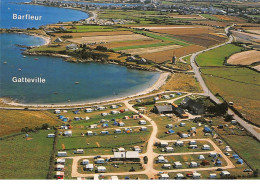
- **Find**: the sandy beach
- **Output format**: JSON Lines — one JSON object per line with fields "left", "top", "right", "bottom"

{"left": 1, "top": 72, "right": 171, "bottom": 108}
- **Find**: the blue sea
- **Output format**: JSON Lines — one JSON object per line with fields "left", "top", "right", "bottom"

{"left": 0, "top": 0, "right": 160, "bottom": 105}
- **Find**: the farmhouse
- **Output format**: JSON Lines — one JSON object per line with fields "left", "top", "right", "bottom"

{"left": 112, "top": 151, "right": 140, "bottom": 162}
{"left": 174, "top": 162, "right": 182, "bottom": 168}
{"left": 82, "top": 159, "right": 89, "bottom": 165}
{"left": 57, "top": 151, "right": 67, "bottom": 157}
{"left": 139, "top": 120, "right": 147, "bottom": 125}
{"left": 154, "top": 105, "right": 173, "bottom": 114}
{"left": 85, "top": 164, "right": 94, "bottom": 171}
{"left": 181, "top": 97, "right": 205, "bottom": 115}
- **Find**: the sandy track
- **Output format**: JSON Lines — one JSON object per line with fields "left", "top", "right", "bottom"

{"left": 227, "top": 50, "right": 260, "bottom": 65}
{"left": 68, "top": 34, "right": 150, "bottom": 44}
{"left": 120, "top": 45, "right": 181, "bottom": 55}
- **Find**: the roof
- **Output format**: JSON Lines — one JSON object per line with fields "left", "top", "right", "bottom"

{"left": 113, "top": 151, "right": 139, "bottom": 159}
{"left": 174, "top": 162, "right": 182, "bottom": 166}
{"left": 155, "top": 105, "right": 173, "bottom": 113}
{"left": 160, "top": 174, "right": 169, "bottom": 178}
{"left": 176, "top": 173, "right": 184, "bottom": 177}
{"left": 98, "top": 166, "right": 106, "bottom": 170}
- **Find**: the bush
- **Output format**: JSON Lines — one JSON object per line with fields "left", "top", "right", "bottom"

{"left": 143, "top": 156, "right": 148, "bottom": 164}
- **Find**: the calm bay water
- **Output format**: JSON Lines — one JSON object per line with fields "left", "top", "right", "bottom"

{"left": 0, "top": 0, "right": 159, "bottom": 104}
{"left": 0, "top": 33, "right": 159, "bottom": 104}
{"left": 0, "top": 0, "right": 89, "bottom": 29}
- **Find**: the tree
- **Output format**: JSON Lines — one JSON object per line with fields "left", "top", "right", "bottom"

{"left": 42, "top": 123, "right": 50, "bottom": 130}
{"left": 143, "top": 156, "right": 148, "bottom": 164}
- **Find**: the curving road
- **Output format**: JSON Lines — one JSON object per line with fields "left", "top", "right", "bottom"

{"left": 190, "top": 25, "right": 260, "bottom": 141}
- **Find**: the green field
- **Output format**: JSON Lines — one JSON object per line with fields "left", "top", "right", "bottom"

{"left": 0, "top": 110, "right": 60, "bottom": 137}
{"left": 196, "top": 44, "right": 243, "bottom": 66}
{"left": 201, "top": 14, "right": 222, "bottom": 21}
{"left": 0, "top": 130, "right": 54, "bottom": 179}
{"left": 67, "top": 25, "right": 129, "bottom": 33}
{"left": 201, "top": 67, "right": 260, "bottom": 125}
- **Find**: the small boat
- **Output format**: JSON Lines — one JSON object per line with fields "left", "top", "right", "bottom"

{"left": 3, "top": 61, "right": 7, "bottom": 64}
{"left": 34, "top": 58, "right": 38, "bottom": 60}
{"left": 18, "top": 68, "right": 22, "bottom": 71}
{"left": 75, "top": 81, "right": 79, "bottom": 84}
{"left": 23, "top": 56, "right": 26, "bottom": 58}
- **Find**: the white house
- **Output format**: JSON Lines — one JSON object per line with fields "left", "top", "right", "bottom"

{"left": 95, "top": 158, "right": 105, "bottom": 164}
{"left": 165, "top": 147, "right": 174, "bottom": 152}
{"left": 114, "top": 129, "right": 122, "bottom": 134}
{"left": 189, "top": 140, "right": 197, "bottom": 145}
{"left": 82, "top": 159, "right": 89, "bottom": 165}
{"left": 179, "top": 122, "right": 186, "bottom": 127}
{"left": 85, "top": 164, "right": 94, "bottom": 171}
{"left": 97, "top": 166, "right": 106, "bottom": 173}
{"left": 202, "top": 144, "right": 211, "bottom": 150}
{"left": 139, "top": 120, "right": 147, "bottom": 125}
{"left": 190, "top": 161, "right": 198, "bottom": 168}
{"left": 176, "top": 173, "right": 184, "bottom": 179}
{"left": 87, "top": 131, "right": 93, "bottom": 136}
{"left": 140, "top": 126, "right": 147, "bottom": 131}
{"left": 48, "top": 134, "right": 55, "bottom": 138}
{"left": 159, "top": 174, "right": 169, "bottom": 180}
{"left": 56, "top": 158, "right": 66, "bottom": 164}
{"left": 209, "top": 173, "right": 217, "bottom": 179}
{"left": 198, "top": 155, "right": 205, "bottom": 160}
{"left": 193, "top": 172, "right": 201, "bottom": 179}
{"left": 85, "top": 108, "right": 93, "bottom": 113}
{"left": 175, "top": 141, "right": 184, "bottom": 146}
{"left": 173, "top": 162, "right": 182, "bottom": 168}
{"left": 133, "top": 146, "right": 142, "bottom": 153}
{"left": 157, "top": 156, "right": 167, "bottom": 163}
{"left": 57, "top": 151, "right": 67, "bottom": 157}
{"left": 160, "top": 141, "right": 169, "bottom": 147}
{"left": 162, "top": 164, "right": 171, "bottom": 169}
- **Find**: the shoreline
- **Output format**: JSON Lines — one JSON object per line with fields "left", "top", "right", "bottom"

{"left": 1, "top": 72, "right": 170, "bottom": 108}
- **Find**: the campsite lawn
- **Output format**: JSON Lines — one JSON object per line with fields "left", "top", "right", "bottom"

{"left": 154, "top": 153, "right": 227, "bottom": 170}
{"left": 201, "top": 67, "right": 260, "bottom": 126}
{"left": 0, "top": 130, "right": 54, "bottom": 179}
{"left": 64, "top": 159, "right": 73, "bottom": 180}
{"left": 57, "top": 131, "right": 151, "bottom": 156}
{"left": 196, "top": 44, "right": 243, "bottom": 66}
{"left": 0, "top": 110, "right": 60, "bottom": 137}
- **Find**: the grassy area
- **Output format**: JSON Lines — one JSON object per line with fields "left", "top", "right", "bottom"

{"left": 134, "top": 30, "right": 189, "bottom": 46}
{"left": 0, "top": 130, "right": 54, "bottom": 179}
{"left": 201, "top": 14, "right": 222, "bottom": 21}
{"left": 112, "top": 42, "right": 174, "bottom": 51}
{"left": 196, "top": 44, "right": 243, "bottom": 66}
{"left": 64, "top": 159, "right": 73, "bottom": 180}
{"left": 160, "top": 73, "right": 203, "bottom": 93}
{"left": 67, "top": 25, "right": 129, "bottom": 33}
{"left": 30, "top": 46, "right": 66, "bottom": 52}
{"left": 201, "top": 67, "right": 260, "bottom": 126}
{"left": 0, "top": 110, "right": 60, "bottom": 137}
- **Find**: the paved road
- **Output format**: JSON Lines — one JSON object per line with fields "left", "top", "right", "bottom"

{"left": 190, "top": 25, "right": 260, "bottom": 141}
